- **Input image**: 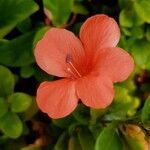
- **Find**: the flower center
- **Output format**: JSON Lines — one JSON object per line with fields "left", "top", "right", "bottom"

{"left": 66, "top": 54, "right": 82, "bottom": 79}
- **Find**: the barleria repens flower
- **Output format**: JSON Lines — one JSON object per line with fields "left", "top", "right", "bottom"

{"left": 34, "top": 14, "right": 134, "bottom": 119}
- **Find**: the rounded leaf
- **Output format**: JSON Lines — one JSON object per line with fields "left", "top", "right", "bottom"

{"left": 0, "top": 97, "right": 8, "bottom": 118}
{"left": 0, "top": 111, "right": 23, "bottom": 138}
{"left": 134, "top": 0, "right": 150, "bottom": 23}
{"left": 119, "top": 9, "right": 133, "bottom": 27}
{"left": 0, "top": 65, "right": 15, "bottom": 97}
{"left": 9, "top": 92, "right": 32, "bottom": 113}
{"left": 20, "top": 66, "right": 34, "bottom": 78}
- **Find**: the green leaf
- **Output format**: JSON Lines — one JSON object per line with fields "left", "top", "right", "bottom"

{"left": 119, "top": 0, "right": 131, "bottom": 8}
{"left": 119, "top": 9, "right": 133, "bottom": 27}
{"left": 141, "top": 96, "right": 150, "bottom": 123}
{"left": 131, "top": 39, "right": 150, "bottom": 70}
{"left": 0, "top": 0, "right": 39, "bottom": 38}
{"left": 73, "top": 104, "right": 90, "bottom": 125}
{"left": 72, "top": 22, "right": 82, "bottom": 35}
{"left": 131, "top": 26, "right": 144, "bottom": 39}
{"left": 119, "top": 9, "right": 144, "bottom": 27}
{"left": 121, "top": 28, "right": 131, "bottom": 36}
{"left": 78, "top": 128, "right": 95, "bottom": 150}
{"left": 43, "top": 0, "right": 74, "bottom": 26}
{"left": 0, "top": 65, "right": 15, "bottom": 97}
{"left": 72, "top": 3, "right": 89, "bottom": 15}
{"left": 9, "top": 92, "right": 32, "bottom": 113}
{"left": 21, "top": 99, "right": 38, "bottom": 121}
{"left": 0, "top": 31, "right": 35, "bottom": 67}
{"left": 68, "top": 123, "right": 81, "bottom": 135}
{"left": 33, "top": 26, "right": 50, "bottom": 46}
{"left": 17, "top": 18, "right": 32, "bottom": 33}
{"left": 89, "top": 124, "right": 102, "bottom": 139}
{"left": 0, "top": 111, "right": 23, "bottom": 138}
{"left": 95, "top": 123, "right": 122, "bottom": 150}
{"left": 33, "top": 66, "right": 54, "bottom": 82}
{"left": 105, "top": 86, "right": 133, "bottom": 120}
{"left": 20, "top": 66, "right": 34, "bottom": 78}
{"left": 54, "top": 132, "right": 69, "bottom": 150}
{"left": 118, "top": 35, "right": 128, "bottom": 49}
{"left": 134, "top": 0, "right": 150, "bottom": 23}
{"left": 90, "top": 108, "right": 107, "bottom": 124}
{"left": 0, "top": 97, "right": 8, "bottom": 118}
{"left": 52, "top": 115, "right": 76, "bottom": 129}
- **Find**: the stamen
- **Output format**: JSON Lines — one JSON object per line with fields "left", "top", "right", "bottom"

{"left": 66, "top": 54, "right": 73, "bottom": 63}
{"left": 66, "top": 54, "right": 82, "bottom": 78}
{"left": 67, "top": 61, "right": 82, "bottom": 78}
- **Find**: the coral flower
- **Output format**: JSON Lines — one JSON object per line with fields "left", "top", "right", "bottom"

{"left": 34, "top": 14, "right": 134, "bottom": 119}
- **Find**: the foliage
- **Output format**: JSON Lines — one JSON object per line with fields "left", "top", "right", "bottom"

{"left": 0, "top": 0, "right": 150, "bottom": 149}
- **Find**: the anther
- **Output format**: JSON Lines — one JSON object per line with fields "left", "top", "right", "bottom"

{"left": 65, "top": 54, "right": 82, "bottom": 78}
{"left": 66, "top": 54, "right": 73, "bottom": 63}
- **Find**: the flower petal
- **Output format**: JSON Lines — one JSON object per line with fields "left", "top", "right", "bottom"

{"left": 93, "top": 47, "right": 134, "bottom": 82}
{"left": 76, "top": 75, "right": 114, "bottom": 108}
{"left": 79, "top": 14, "right": 120, "bottom": 57}
{"left": 34, "top": 28, "right": 85, "bottom": 77}
{"left": 36, "top": 79, "right": 78, "bottom": 119}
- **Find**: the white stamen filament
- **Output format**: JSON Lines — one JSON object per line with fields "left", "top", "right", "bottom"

{"left": 67, "top": 61, "right": 82, "bottom": 78}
